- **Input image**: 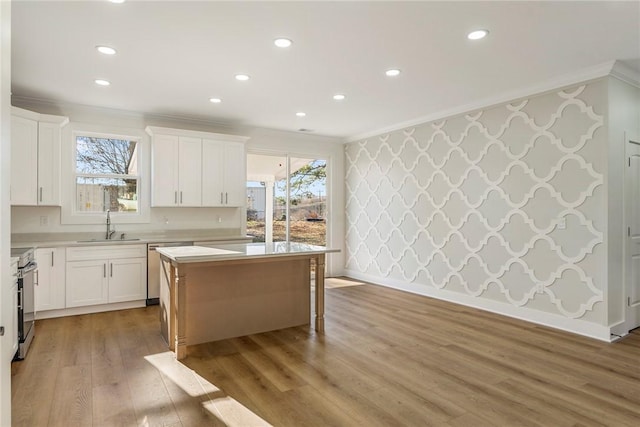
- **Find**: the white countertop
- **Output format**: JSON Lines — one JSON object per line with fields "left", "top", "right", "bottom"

{"left": 11, "top": 229, "right": 252, "bottom": 249}
{"left": 157, "top": 242, "right": 339, "bottom": 263}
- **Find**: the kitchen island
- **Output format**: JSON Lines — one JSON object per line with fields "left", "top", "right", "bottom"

{"left": 157, "top": 242, "right": 339, "bottom": 360}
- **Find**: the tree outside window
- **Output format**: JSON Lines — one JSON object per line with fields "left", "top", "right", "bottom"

{"left": 75, "top": 135, "right": 140, "bottom": 213}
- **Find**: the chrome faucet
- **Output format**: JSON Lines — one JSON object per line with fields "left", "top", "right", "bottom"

{"left": 106, "top": 210, "right": 116, "bottom": 240}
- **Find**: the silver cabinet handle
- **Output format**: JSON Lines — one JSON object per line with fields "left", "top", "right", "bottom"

{"left": 51, "top": 251, "right": 54, "bottom": 267}
{"left": 225, "top": 192, "right": 228, "bottom": 204}
{"left": 17, "top": 288, "right": 23, "bottom": 309}
{"left": 110, "top": 263, "right": 113, "bottom": 277}
{"left": 35, "top": 270, "right": 39, "bottom": 286}
{"left": 39, "top": 187, "right": 43, "bottom": 202}
{"left": 174, "top": 191, "right": 178, "bottom": 204}
{"left": 103, "top": 263, "right": 106, "bottom": 278}
{"left": 180, "top": 191, "right": 183, "bottom": 204}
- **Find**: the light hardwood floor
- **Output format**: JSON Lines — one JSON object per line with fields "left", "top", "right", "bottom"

{"left": 11, "top": 279, "right": 640, "bottom": 426}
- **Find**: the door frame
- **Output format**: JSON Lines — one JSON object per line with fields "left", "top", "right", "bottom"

{"left": 624, "top": 132, "right": 640, "bottom": 334}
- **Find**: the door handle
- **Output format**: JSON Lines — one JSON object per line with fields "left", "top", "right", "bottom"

{"left": 39, "top": 187, "right": 43, "bottom": 202}
{"left": 103, "top": 264, "right": 106, "bottom": 278}
{"left": 110, "top": 263, "right": 113, "bottom": 277}
{"left": 52, "top": 251, "right": 54, "bottom": 267}
{"left": 0, "top": 326, "right": 4, "bottom": 336}
{"left": 174, "top": 191, "right": 178, "bottom": 204}
{"left": 225, "top": 192, "right": 228, "bottom": 204}
{"left": 180, "top": 191, "right": 183, "bottom": 204}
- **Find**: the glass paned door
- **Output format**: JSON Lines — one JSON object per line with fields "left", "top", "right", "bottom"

{"left": 288, "top": 158, "right": 326, "bottom": 246}
{"left": 246, "top": 153, "right": 327, "bottom": 247}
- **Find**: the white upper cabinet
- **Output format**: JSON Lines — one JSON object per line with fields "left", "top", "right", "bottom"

{"left": 178, "top": 136, "right": 203, "bottom": 206}
{"left": 146, "top": 126, "right": 248, "bottom": 208}
{"left": 202, "top": 139, "right": 246, "bottom": 207}
{"left": 151, "top": 134, "right": 179, "bottom": 206}
{"left": 10, "top": 107, "right": 68, "bottom": 206}
{"left": 10, "top": 115, "right": 38, "bottom": 205}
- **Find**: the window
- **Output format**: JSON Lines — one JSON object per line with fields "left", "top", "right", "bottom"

{"left": 74, "top": 134, "right": 140, "bottom": 213}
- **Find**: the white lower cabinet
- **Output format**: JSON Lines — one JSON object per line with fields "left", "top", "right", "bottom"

{"left": 108, "top": 258, "right": 147, "bottom": 303}
{"left": 35, "top": 247, "right": 66, "bottom": 312}
{"left": 66, "top": 245, "right": 146, "bottom": 308}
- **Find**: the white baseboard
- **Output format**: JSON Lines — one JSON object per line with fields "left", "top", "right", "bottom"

{"left": 35, "top": 300, "right": 147, "bottom": 320}
{"left": 344, "top": 269, "right": 613, "bottom": 342}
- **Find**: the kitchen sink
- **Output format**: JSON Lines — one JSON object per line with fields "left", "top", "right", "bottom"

{"left": 77, "top": 238, "right": 141, "bottom": 243}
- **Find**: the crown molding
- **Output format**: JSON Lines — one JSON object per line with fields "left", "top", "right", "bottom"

{"left": 345, "top": 60, "right": 619, "bottom": 143}
{"left": 611, "top": 60, "right": 640, "bottom": 88}
{"left": 10, "top": 95, "right": 236, "bottom": 130}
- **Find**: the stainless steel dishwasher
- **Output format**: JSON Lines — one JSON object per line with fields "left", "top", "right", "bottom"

{"left": 147, "top": 242, "right": 192, "bottom": 305}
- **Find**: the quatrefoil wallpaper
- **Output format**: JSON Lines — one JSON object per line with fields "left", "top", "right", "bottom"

{"left": 345, "top": 80, "right": 607, "bottom": 324}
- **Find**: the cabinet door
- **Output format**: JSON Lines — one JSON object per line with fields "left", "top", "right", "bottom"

{"left": 10, "top": 115, "right": 38, "bottom": 205}
{"left": 35, "top": 248, "right": 66, "bottom": 312}
{"left": 108, "top": 257, "right": 147, "bottom": 303}
{"left": 66, "top": 260, "right": 108, "bottom": 307}
{"left": 151, "top": 134, "right": 179, "bottom": 206}
{"left": 178, "top": 136, "right": 202, "bottom": 206}
{"left": 223, "top": 142, "right": 246, "bottom": 206}
{"left": 37, "top": 122, "right": 61, "bottom": 205}
{"left": 202, "top": 139, "right": 224, "bottom": 206}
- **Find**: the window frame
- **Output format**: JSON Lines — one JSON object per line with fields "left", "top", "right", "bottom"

{"left": 61, "top": 124, "right": 150, "bottom": 225}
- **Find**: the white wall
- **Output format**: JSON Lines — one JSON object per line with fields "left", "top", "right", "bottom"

{"left": 0, "top": 1, "right": 11, "bottom": 424}
{"left": 9, "top": 98, "right": 345, "bottom": 275}
{"left": 345, "top": 79, "right": 614, "bottom": 340}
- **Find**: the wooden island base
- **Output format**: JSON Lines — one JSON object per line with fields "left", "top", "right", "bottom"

{"left": 159, "top": 251, "right": 326, "bottom": 360}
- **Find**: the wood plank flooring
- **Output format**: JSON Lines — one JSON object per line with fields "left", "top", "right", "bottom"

{"left": 11, "top": 279, "right": 640, "bottom": 426}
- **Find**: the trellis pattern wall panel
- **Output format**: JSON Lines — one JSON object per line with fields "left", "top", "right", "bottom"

{"left": 345, "top": 81, "right": 607, "bottom": 324}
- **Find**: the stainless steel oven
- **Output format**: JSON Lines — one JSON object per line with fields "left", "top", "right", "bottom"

{"left": 11, "top": 247, "right": 37, "bottom": 360}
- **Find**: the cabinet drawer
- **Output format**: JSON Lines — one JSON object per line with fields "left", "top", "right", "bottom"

{"left": 66, "top": 244, "right": 147, "bottom": 261}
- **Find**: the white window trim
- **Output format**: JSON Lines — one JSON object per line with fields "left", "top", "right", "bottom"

{"left": 61, "top": 122, "right": 150, "bottom": 225}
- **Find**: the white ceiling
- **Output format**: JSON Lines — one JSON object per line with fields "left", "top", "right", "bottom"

{"left": 10, "top": 1, "right": 640, "bottom": 140}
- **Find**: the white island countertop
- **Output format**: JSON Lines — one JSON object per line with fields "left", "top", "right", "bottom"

{"left": 156, "top": 242, "right": 340, "bottom": 263}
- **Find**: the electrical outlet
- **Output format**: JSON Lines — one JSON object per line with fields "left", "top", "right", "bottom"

{"left": 39, "top": 216, "right": 49, "bottom": 226}
{"left": 557, "top": 217, "right": 566, "bottom": 230}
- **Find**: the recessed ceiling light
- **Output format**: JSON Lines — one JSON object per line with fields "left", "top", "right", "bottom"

{"left": 209, "top": 98, "right": 222, "bottom": 104}
{"left": 333, "top": 94, "right": 346, "bottom": 101}
{"left": 235, "top": 74, "right": 250, "bottom": 81}
{"left": 96, "top": 45, "right": 116, "bottom": 55}
{"left": 94, "top": 79, "right": 110, "bottom": 86}
{"left": 296, "top": 112, "right": 306, "bottom": 117}
{"left": 467, "top": 29, "right": 489, "bottom": 40}
{"left": 109, "top": 0, "right": 125, "bottom": 3}
{"left": 274, "top": 38, "right": 293, "bottom": 48}
{"left": 385, "top": 69, "right": 401, "bottom": 77}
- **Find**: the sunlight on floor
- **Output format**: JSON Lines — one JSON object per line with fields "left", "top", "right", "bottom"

{"left": 144, "top": 352, "right": 272, "bottom": 426}
{"left": 325, "top": 277, "right": 366, "bottom": 289}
